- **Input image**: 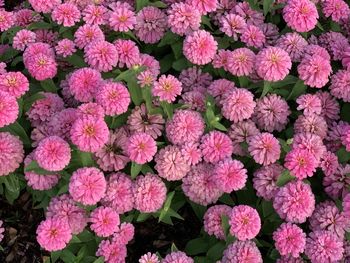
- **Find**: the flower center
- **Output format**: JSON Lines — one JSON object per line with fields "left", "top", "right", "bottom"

{"left": 6, "top": 76, "right": 17, "bottom": 86}
{"left": 108, "top": 90, "right": 118, "bottom": 100}
{"left": 38, "top": 58, "right": 47, "bottom": 66}
{"left": 119, "top": 15, "right": 128, "bottom": 22}
{"left": 49, "top": 228, "right": 58, "bottom": 238}
{"left": 84, "top": 125, "right": 96, "bottom": 136}
{"left": 297, "top": 157, "right": 306, "bottom": 166}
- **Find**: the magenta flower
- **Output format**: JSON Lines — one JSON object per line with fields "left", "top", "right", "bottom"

{"left": 200, "top": 131, "right": 233, "bottom": 164}
{"left": 74, "top": 24, "right": 105, "bottom": 49}
{"left": 179, "top": 66, "right": 212, "bottom": 92}
{"left": 52, "top": 3, "right": 81, "bottom": 27}
{"left": 139, "top": 253, "right": 160, "bottom": 263}
{"left": 298, "top": 55, "right": 332, "bottom": 88}
{"left": 292, "top": 132, "right": 327, "bottom": 162}
{"left": 82, "top": 4, "right": 108, "bottom": 25}
{"left": 276, "top": 33, "right": 308, "bottom": 62}
{"left": 248, "top": 133, "right": 281, "bottom": 166}
{"left": 220, "top": 14, "right": 246, "bottom": 40}
{"left": 69, "top": 167, "right": 106, "bottom": 206}
{"left": 96, "top": 239, "right": 127, "bottom": 263}
{"left": 0, "top": 10, "right": 14, "bottom": 32}
{"left": 207, "top": 79, "right": 236, "bottom": 103}
{"left": 127, "top": 132, "right": 157, "bottom": 164}
{"left": 163, "top": 251, "right": 193, "bottom": 263}
{"left": 0, "top": 132, "right": 24, "bottom": 176}
{"left": 330, "top": 69, "right": 350, "bottom": 102}
{"left": 113, "top": 222, "right": 134, "bottom": 245}
{"left": 180, "top": 142, "right": 202, "bottom": 166}
{"left": 226, "top": 48, "right": 256, "bottom": 77}
{"left": 153, "top": 75, "right": 182, "bottom": 103}
{"left": 109, "top": 5, "right": 136, "bottom": 32}
{"left": 13, "top": 29, "right": 36, "bottom": 51}
{"left": 35, "top": 136, "right": 71, "bottom": 172}
{"left": 273, "top": 223, "right": 306, "bottom": 258}
{"left": 28, "top": 0, "right": 60, "bottom": 13}
{"left": 273, "top": 181, "right": 315, "bottom": 223}
{"left": 133, "top": 174, "right": 166, "bottom": 213}
{"left": 203, "top": 205, "right": 231, "bottom": 240}
{"left": 283, "top": 0, "right": 319, "bottom": 32}
{"left": 240, "top": 25, "right": 266, "bottom": 49}
{"left": 296, "top": 94, "right": 322, "bottom": 116}
{"left": 320, "top": 151, "right": 339, "bottom": 177}
{"left": 36, "top": 217, "right": 72, "bottom": 252}
{"left": 222, "top": 241, "right": 262, "bottom": 263}
{"left": 284, "top": 148, "right": 318, "bottom": 180}
{"left": 90, "top": 206, "right": 120, "bottom": 237}
{"left": 229, "top": 205, "right": 261, "bottom": 241}
{"left": 294, "top": 114, "right": 328, "bottom": 139}
{"left": 84, "top": 40, "right": 118, "bottom": 72}
{"left": 183, "top": 30, "right": 218, "bottom": 65}
{"left": 55, "top": 39, "right": 76, "bottom": 58}
{"left": 256, "top": 47, "right": 292, "bottom": 82}
{"left": 77, "top": 103, "right": 105, "bottom": 120}
{"left": 0, "top": 72, "right": 29, "bottom": 99}
{"left": 114, "top": 39, "right": 140, "bottom": 68}
{"left": 322, "top": 0, "right": 350, "bottom": 22}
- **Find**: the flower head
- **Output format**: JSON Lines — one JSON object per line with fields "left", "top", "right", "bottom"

{"left": 153, "top": 75, "right": 182, "bottom": 103}
{"left": 84, "top": 40, "right": 118, "bottom": 72}
{"left": 203, "top": 205, "right": 232, "bottom": 240}
{"left": 52, "top": 3, "right": 81, "bottom": 27}
{"left": 0, "top": 72, "right": 29, "bottom": 99}
{"left": 127, "top": 132, "right": 157, "bottom": 164}
{"left": 226, "top": 48, "right": 255, "bottom": 77}
{"left": 90, "top": 206, "right": 120, "bottom": 237}
{"left": 284, "top": 148, "right": 318, "bottom": 180}
{"left": 0, "top": 132, "right": 24, "bottom": 176}
{"left": 222, "top": 241, "right": 263, "bottom": 263}
{"left": 248, "top": 133, "right": 281, "bottom": 166}
{"left": 200, "top": 131, "right": 233, "bottom": 164}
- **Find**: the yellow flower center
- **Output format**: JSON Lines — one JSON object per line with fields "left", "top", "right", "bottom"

{"left": 84, "top": 125, "right": 95, "bottom": 136}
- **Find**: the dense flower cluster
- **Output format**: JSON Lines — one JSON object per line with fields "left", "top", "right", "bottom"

{"left": 0, "top": 0, "right": 349, "bottom": 262}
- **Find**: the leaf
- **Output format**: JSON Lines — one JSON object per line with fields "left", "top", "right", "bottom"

{"left": 160, "top": 101, "right": 173, "bottom": 119}
{"left": 40, "top": 79, "right": 58, "bottom": 93}
{"left": 0, "top": 48, "right": 20, "bottom": 61}
{"left": 128, "top": 78, "right": 143, "bottom": 106}
{"left": 136, "top": 0, "right": 149, "bottom": 11}
{"left": 206, "top": 242, "right": 226, "bottom": 260}
{"left": 24, "top": 160, "right": 58, "bottom": 175}
{"left": 131, "top": 162, "right": 142, "bottom": 179}
{"left": 341, "top": 103, "right": 350, "bottom": 122}
{"left": 28, "top": 21, "right": 53, "bottom": 30}
{"left": 160, "top": 53, "right": 174, "bottom": 73}
{"left": 336, "top": 147, "right": 350, "bottom": 164}
{"left": 51, "top": 251, "right": 62, "bottom": 263}
{"left": 158, "top": 32, "right": 181, "bottom": 47}
{"left": 10, "top": 56, "right": 23, "bottom": 67}
{"left": 171, "top": 243, "right": 179, "bottom": 252}
{"left": 172, "top": 58, "right": 189, "bottom": 72}
{"left": 212, "top": 121, "right": 227, "bottom": 131}
{"left": 77, "top": 150, "right": 95, "bottom": 167}
{"left": 60, "top": 249, "right": 76, "bottom": 263}
{"left": 141, "top": 86, "right": 153, "bottom": 112}
{"left": 221, "top": 215, "right": 230, "bottom": 238}
{"left": 0, "top": 121, "right": 31, "bottom": 148}
{"left": 92, "top": 258, "right": 104, "bottom": 263}
{"left": 276, "top": 170, "right": 295, "bottom": 187}
{"left": 171, "top": 41, "right": 183, "bottom": 60}
{"left": 287, "top": 79, "right": 306, "bottom": 100}
{"left": 201, "top": 16, "right": 213, "bottom": 30}
{"left": 261, "top": 200, "right": 274, "bottom": 218}
{"left": 261, "top": 81, "right": 272, "bottom": 97}
{"left": 64, "top": 54, "right": 87, "bottom": 68}
{"left": 190, "top": 201, "right": 206, "bottom": 220}
{"left": 136, "top": 212, "right": 151, "bottom": 222}
{"left": 185, "top": 238, "right": 209, "bottom": 256}
{"left": 158, "top": 191, "right": 175, "bottom": 222}
{"left": 316, "top": 22, "right": 325, "bottom": 31}
{"left": 263, "top": 0, "right": 274, "bottom": 15}
{"left": 149, "top": 1, "right": 167, "bottom": 8}
{"left": 219, "top": 194, "right": 234, "bottom": 205}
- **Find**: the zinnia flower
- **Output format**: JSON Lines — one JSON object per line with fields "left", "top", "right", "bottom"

{"left": 240, "top": 25, "right": 266, "bottom": 49}
{"left": 55, "top": 39, "right": 76, "bottom": 57}
{"left": 298, "top": 55, "right": 332, "bottom": 88}
{"left": 90, "top": 206, "right": 120, "bottom": 237}
{"left": 109, "top": 5, "right": 136, "bottom": 32}
{"left": 222, "top": 241, "right": 263, "bottom": 263}
{"left": 0, "top": 132, "right": 24, "bottom": 176}
{"left": 248, "top": 133, "right": 281, "bottom": 166}
{"left": 200, "top": 131, "right": 233, "bottom": 164}
{"left": 203, "top": 205, "right": 232, "bottom": 240}
{"left": 296, "top": 94, "right": 322, "bottom": 116}
{"left": 329, "top": 69, "right": 350, "bottom": 102}
{"left": 74, "top": 24, "right": 105, "bottom": 49}
{"left": 52, "top": 3, "right": 81, "bottom": 27}
{"left": 220, "top": 13, "right": 246, "bottom": 40}
{"left": 139, "top": 253, "right": 160, "bottom": 263}
{"left": 163, "top": 251, "right": 193, "bottom": 263}
{"left": 276, "top": 32, "right": 308, "bottom": 62}
{"left": 84, "top": 40, "right": 118, "bottom": 72}
{"left": 226, "top": 48, "right": 256, "bottom": 77}
{"left": 284, "top": 148, "right": 318, "bottom": 180}
{"left": 152, "top": 75, "right": 182, "bottom": 103}
{"left": 13, "top": 29, "right": 36, "bottom": 51}
{"left": 0, "top": 72, "right": 29, "bottom": 99}
{"left": 127, "top": 132, "right": 157, "bottom": 164}
{"left": 186, "top": 0, "right": 217, "bottom": 15}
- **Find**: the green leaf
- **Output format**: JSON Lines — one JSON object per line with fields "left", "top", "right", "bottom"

{"left": 158, "top": 191, "right": 175, "bottom": 222}
{"left": 160, "top": 53, "right": 174, "bottom": 73}
{"left": 278, "top": 139, "right": 291, "bottom": 153}
{"left": 0, "top": 121, "right": 31, "bottom": 148}
{"left": 171, "top": 243, "right": 179, "bottom": 252}
{"left": 171, "top": 41, "right": 183, "bottom": 60}
{"left": 219, "top": 194, "right": 234, "bottom": 205}
{"left": 131, "top": 162, "right": 142, "bottom": 179}
{"left": 341, "top": 103, "right": 350, "bottom": 122}
{"left": 206, "top": 242, "right": 226, "bottom": 260}
{"left": 40, "top": 79, "right": 57, "bottom": 93}
{"left": 128, "top": 78, "right": 143, "bottom": 106}
{"left": 172, "top": 58, "right": 189, "bottom": 72}
{"left": 11, "top": 56, "right": 23, "bottom": 67}
{"left": 28, "top": 21, "right": 53, "bottom": 30}
{"left": 0, "top": 48, "right": 20, "bottom": 61}
{"left": 60, "top": 249, "right": 76, "bottom": 263}
{"left": 149, "top": 1, "right": 167, "bottom": 8}
{"left": 24, "top": 160, "right": 58, "bottom": 175}
{"left": 316, "top": 22, "right": 325, "bottom": 31}
{"left": 261, "top": 200, "right": 274, "bottom": 218}
{"left": 287, "top": 79, "right": 306, "bottom": 100}
{"left": 185, "top": 238, "right": 209, "bottom": 256}
{"left": 261, "top": 81, "right": 272, "bottom": 97}
{"left": 92, "top": 258, "right": 104, "bottom": 263}
{"left": 238, "top": 76, "right": 249, "bottom": 87}
{"left": 276, "top": 170, "right": 295, "bottom": 187}
{"left": 51, "top": 251, "right": 62, "bottom": 263}
{"left": 77, "top": 150, "right": 95, "bottom": 167}
{"left": 136, "top": 0, "right": 149, "bottom": 11}
{"left": 212, "top": 121, "right": 227, "bottom": 131}
{"left": 336, "top": 147, "right": 350, "bottom": 164}
{"left": 64, "top": 54, "right": 87, "bottom": 68}
{"left": 136, "top": 212, "right": 151, "bottom": 222}
{"left": 190, "top": 201, "right": 206, "bottom": 220}
{"left": 263, "top": 0, "right": 274, "bottom": 15}
{"left": 141, "top": 86, "right": 153, "bottom": 112}
{"left": 201, "top": 16, "right": 213, "bottom": 30}
{"left": 160, "top": 101, "right": 173, "bottom": 119}
{"left": 221, "top": 215, "right": 230, "bottom": 238}
{"left": 158, "top": 32, "right": 181, "bottom": 47}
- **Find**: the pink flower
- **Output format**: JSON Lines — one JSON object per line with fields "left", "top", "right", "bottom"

{"left": 226, "top": 48, "right": 255, "bottom": 77}
{"left": 49, "top": 108, "right": 77, "bottom": 140}
{"left": 284, "top": 149, "right": 318, "bottom": 180}
{"left": 36, "top": 217, "right": 71, "bottom": 252}
{"left": 114, "top": 39, "right": 140, "bottom": 68}
{"left": 155, "top": 145, "right": 190, "bottom": 181}
{"left": 127, "top": 104, "right": 164, "bottom": 139}
{"left": 0, "top": 132, "right": 24, "bottom": 176}
{"left": 241, "top": 25, "right": 265, "bottom": 49}
{"left": 26, "top": 92, "right": 63, "bottom": 127}
{"left": 309, "top": 201, "right": 348, "bottom": 239}
{"left": 283, "top": 0, "right": 319, "bottom": 32}
{"left": 323, "top": 164, "right": 350, "bottom": 200}
{"left": 13, "top": 29, "right": 36, "bottom": 51}
{"left": 179, "top": 66, "right": 212, "bottom": 92}
{"left": 137, "top": 70, "right": 155, "bottom": 88}
{"left": 163, "top": 251, "right": 193, "bottom": 263}
{"left": 316, "top": 91, "right": 340, "bottom": 124}
{"left": 256, "top": 47, "right": 292, "bottom": 82}
{"left": 229, "top": 205, "right": 261, "bottom": 241}
{"left": 213, "top": 158, "right": 247, "bottom": 193}
{"left": 273, "top": 181, "right": 315, "bottom": 223}
{"left": 127, "top": 132, "right": 157, "bottom": 164}
{"left": 207, "top": 79, "right": 235, "bottom": 102}
{"left": 233, "top": 2, "right": 264, "bottom": 26}
{"left": 166, "top": 110, "right": 205, "bottom": 146}
{"left": 203, "top": 205, "right": 232, "bottom": 240}
{"left": 96, "top": 240, "right": 127, "bottom": 263}
{"left": 343, "top": 193, "right": 350, "bottom": 219}
{"left": 34, "top": 136, "right": 71, "bottom": 172}
{"left": 180, "top": 91, "right": 206, "bottom": 112}
{"left": 342, "top": 45, "right": 350, "bottom": 69}
{"left": 322, "top": 0, "right": 350, "bottom": 22}
{"left": 55, "top": 39, "right": 76, "bottom": 57}
{"left": 222, "top": 241, "right": 262, "bottom": 263}
{"left": 133, "top": 174, "right": 166, "bottom": 213}
{"left": 167, "top": 3, "right": 201, "bottom": 36}
{"left": 212, "top": 49, "right": 231, "bottom": 70}
{"left": 82, "top": 4, "right": 108, "bottom": 25}
{"left": 74, "top": 24, "right": 105, "bottom": 49}
{"left": 293, "top": 133, "right": 326, "bottom": 163}
{"left": 180, "top": 142, "right": 202, "bottom": 166}
{"left": 77, "top": 103, "right": 105, "bottom": 120}
{"left": 182, "top": 162, "right": 222, "bottom": 206}
{"left": 248, "top": 133, "right": 281, "bottom": 166}
{"left": 84, "top": 40, "right": 118, "bottom": 72}
{"left": 28, "top": 0, "right": 61, "bottom": 13}
{"left": 294, "top": 114, "right": 328, "bottom": 139}
{"left": 109, "top": 5, "right": 136, "bottom": 32}
{"left": 320, "top": 151, "right": 339, "bottom": 177}
{"left": 200, "top": 131, "right": 233, "bottom": 164}
{"left": 153, "top": 75, "right": 182, "bottom": 103}
{"left": 0, "top": 220, "right": 4, "bottom": 242}
{"left": 221, "top": 88, "right": 256, "bottom": 123}
{"left": 95, "top": 82, "right": 130, "bottom": 116}
{"left": 273, "top": 223, "right": 306, "bottom": 257}
{"left": 135, "top": 6, "right": 167, "bottom": 44}
{"left": 305, "top": 231, "right": 344, "bottom": 263}
{"left": 253, "top": 163, "right": 284, "bottom": 201}
{"left": 70, "top": 116, "right": 109, "bottom": 153}
{"left": 69, "top": 167, "right": 106, "bottom": 205}
{"left": 296, "top": 94, "right": 322, "bottom": 115}
{"left": 14, "top": 9, "right": 41, "bottom": 27}
{"left": 68, "top": 68, "right": 103, "bottom": 103}
{"left": 298, "top": 55, "right": 332, "bottom": 88}
{"left": 90, "top": 206, "right": 119, "bottom": 237}
{"left": 220, "top": 14, "right": 246, "bottom": 40}
{"left": 0, "top": 10, "right": 14, "bottom": 32}
{"left": 0, "top": 72, "right": 29, "bottom": 99}
{"left": 24, "top": 164, "right": 59, "bottom": 190}
{"left": 52, "top": 3, "right": 81, "bottom": 27}
{"left": 183, "top": 30, "right": 218, "bottom": 65}
{"left": 139, "top": 253, "right": 159, "bottom": 263}
{"left": 252, "top": 94, "right": 290, "bottom": 132}
{"left": 102, "top": 172, "right": 134, "bottom": 214}
{"left": 330, "top": 69, "right": 350, "bottom": 102}
{"left": 113, "top": 222, "right": 134, "bottom": 245}
{"left": 137, "top": 54, "right": 160, "bottom": 77}
{"left": 186, "top": 0, "right": 217, "bottom": 15}
{"left": 46, "top": 194, "right": 88, "bottom": 234}
{"left": 0, "top": 91, "right": 18, "bottom": 128}
{"left": 276, "top": 33, "right": 308, "bottom": 62}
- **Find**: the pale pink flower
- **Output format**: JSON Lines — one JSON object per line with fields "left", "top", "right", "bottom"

{"left": 127, "top": 132, "right": 157, "bottom": 164}
{"left": 90, "top": 206, "right": 119, "bottom": 237}
{"left": 248, "top": 133, "right": 281, "bottom": 166}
